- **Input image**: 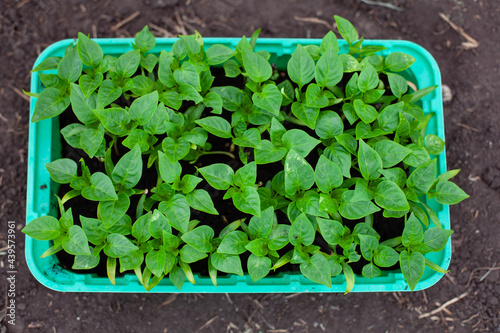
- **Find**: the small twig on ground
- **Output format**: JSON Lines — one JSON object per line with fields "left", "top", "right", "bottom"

{"left": 466, "top": 264, "right": 500, "bottom": 286}
{"left": 174, "top": 9, "right": 188, "bottom": 36}
{"left": 149, "top": 23, "right": 174, "bottom": 37}
{"left": 224, "top": 293, "right": 233, "bottom": 304}
{"left": 268, "top": 330, "right": 288, "bottom": 333}
{"left": 294, "top": 16, "right": 333, "bottom": 30}
{"left": 284, "top": 293, "right": 301, "bottom": 299}
{"left": 111, "top": 11, "right": 140, "bottom": 32}
{"left": 421, "top": 290, "right": 428, "bottom": 304}
{"left": 462, "top": 313, "right": 480, "bottom": 324}
{"left": 16, "top": 0, "right": 31, "bottom": 8}
{"left": 479, "top": 262, "right": 497, "bottom": 282}
{"left": 9, "top": 86, "right": 30, "bottom": 102}
{"left": 195, "top": 315, "right": 218, "bottom": 333}
{"left": 157, "top": 294, "right": 178, "bottom": 309}
{"left": 453, "top": 121, "right": 479, "bottom": 132}
{"left": 360, "top": 0, "right": 403, "bottom": 11}
{"left": 392, "top": 292, "right": 403, "bottom": 305}
{"left": 438, "top": 13, "right": 479, "bottom": 49}
{"left": 418, "top": 292, "right": 468, "bottom": 319}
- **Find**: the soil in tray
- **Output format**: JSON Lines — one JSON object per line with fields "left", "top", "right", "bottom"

{"left": 54, "top": 67, "right": 404, "bottom": 278}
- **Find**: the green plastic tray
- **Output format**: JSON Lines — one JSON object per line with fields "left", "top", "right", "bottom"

{"left": 26, "top": 37, "right": 449, "bottom": 293}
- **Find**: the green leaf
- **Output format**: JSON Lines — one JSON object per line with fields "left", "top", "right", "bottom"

{"left": 223, "top": 59, "right": 241, "bottom": 78}
{"left": 80, "top": 124, "right": 105, "bottom": 158}
{"left": 162, "top": 137, "right": 191, "bottom": 163}
{"left": 77, "top": 33, "right": 103, "bottom": 67}
{"left": 340, "top": 54, "right": 362, "bottom": 72}
{"left": 181, "top": 225, "right": 214, "bottom": 253}
{"left": 385, "top": 52, "right": 416, "bottom": 72}
{"left": 373, "top": 140, "right": 411, "bottom": 168}
{"left": 362, "top": 262, "right": 381, "bottom": 279}
{"left": 387, "top": 73, "right": 408, "bottom": 98}
{"left": 115, "top": 50, "right": 141, "bottom": 78}
{"left": 242, "top": 48, "right": 272, "bottom": 83}
{"left": 57, "top": 47, "right": 82, "bottom": 82}
{"left": 31, "top": 87, "right": 70, "bottom": 122}
{"left": 70, "top": 83, "right": 99, "bottom": 125}
{"left": 254, "top": 140, "right": 287, "bottom": 164}
{"left": 129, "top": 91, "right": 158, "bottom": 126}
{"left": 408, "top": 86, "right": 437, "bottom": 103}
{"left": 80, "top": 216, "right": 107, "bottom": 245}
{"left": 245, "top": 238, "right": 268, "bottom": 256}
{"left": 402, "top": 213, "right": 424, "bottom": 247}
{"left": 289, "top": 213, "right": 315, "bottom": 246}
{"left": 400, "top": 250, "right": 425, "bottom": 290}
{"left": 233, "top": 128, "right": 262, "bottom": 149}
{"left": 162, "top": 231, "right": 180, "bottom": 252}
{"left": 339, "top": 198, "right": 380, "bottom": 220}
{"left": 206, "top": 44, "right": 236, "bottom": 65}
{"left": 358, "top": 234, "right": 379, "bottom": 261}
{"left": 315, "top": 111, "right": 343, "bottom": 139}
{"left": 158, "top": 51, "right": 175, "bottom": 88}
{"left": 434, "top": 181, "right": 469, "bottom": 205}
{"left": 62, "top": 225, "right": 90, "bottom": 255}
{"left": 406, "top": 159, "right": 437, "bottom": 195}
{"left": 315, "top": 155, "right": 343, "bottom": 193}
{"left": 122, "top": 129, "right": 153, "bottom": 152}
{"left": 203, "top": 92, "right": 223, "bottom": 115}
{"left": 31, "top": 57, "right": 61, "bottom": 72}
{"left": 99, "top": 193, "right": 130, "bottom": 229}
{"left": 252, "top": 83, "right": 282, "bottom": 116}
{"left": 97, "top": 79, "right": 122, "bottom": 109}
{"left": 180, "top": 244, "right": 208, "bottom": 263}
{"left": 73, "top": 250, "right": 100, "bottom": 270}
{"left": 218, "top": 231, "right": 249, "bottom": 255}
{"left": 315, "top": 48, "right": 343, "bottom": 87}
{"left": 233, "top": 186, "right": 261, "bottom": 216}
{"left": 94, "top": 107, "right": 130, "bottom": 136}
{"left": 287, "top": 45, "right": 315, "bottom": 89}
{"left": 334, "top": 133, "right": 357, "bottom": 155}
{"left": 111, "top": 145, "right": 142, "bottom": 189}
{"left": 424, "top": 134, "right": 445, "bottom": 155}
{"left": 198, "top": 164, "right": 234, "bottom": 190}
{"left": 22, "top": 216, "right": 60, "bottom": 240}
{"left": 81, "top": 172, "right": 118, "bottom": 201}
{"left": 358, "top": 140, "right": 383, "bottom": 180}
{"left": 357, "top": 63, "right": 378, "bottom": 93}
{"left": 45, "top": 158, "right": 77, "bottom": 184}
{"left": 324, "top": 144, "right": 352, "bottom": 178}
{"left": 135, "top": 26, "right": 156, "bottom": 53}
{"left": 353, "top": 99, "right": 378, "bottom": 124}
{"left": 268, "top": 225, "right": 290, "bottom": 251}
{"left": 247, "top": 254, "right": 272, "bottom": 282}
{"left": 305, "top": 84, "right": 328, "bottom": 109}
{"left": 373, "top": 245, "right": 399, "bottom": 267}
{"left": 234, "top": 162, "right": 257, "bottom": 188}
{"left": 211, "top": 252, "right": 243, "bottom": 276}
{"left": 320, "top": 31, "right": 339, "bottom": 55}
{"left": 119, "top": 250, "right": 144, "bottom": 272}
{"left": 248, "top": 206, "right": 274, "bottom": 238}
{"left": 157, "top": 151, "right": 182, "bottom": 184}
{"left": 148, "top": 210, "right": 171, "bottom": 239}
{"left": 300, "top": 253, "right": 332, "bottom": 288}
{"left": 186, "top": 189, "right": 218, "bottom": 215}
{"left": 282, "top": 129, "right": 320, "bottom": 158}
{"left": 375, "top": 180, "right": 410, "bottom": 211}
{"left": 158, "top": 194, "right": 190, "bottom": 233}
{"left": 292, "top": 101, "right": 320, "bottom": 129}
{"left": 132, "top": 213, "right": 152, "bottom": 243}
{"left": 195, "top": 116, "right": 232, "bottom": 139}
{"left": 146, "top": 249, "right": 166, "bottom": 277}
{"left": 334, "top": 15, "right": 358, "bottom": 45}
{"left": 284, "top": 149, "right": 315, "bottom": 196}
{"left": 169, "top": 266, "right": 186, "bottom": 290}
{"left": 317, "top": 218, "right": 343, "bottom": 245}
{"left": 423, "top": 227, "right": 453, "bottom": 251}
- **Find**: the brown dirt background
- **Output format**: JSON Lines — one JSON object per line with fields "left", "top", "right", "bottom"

{"left": 1, "top": 0, "right": 499, "bottom": 332}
